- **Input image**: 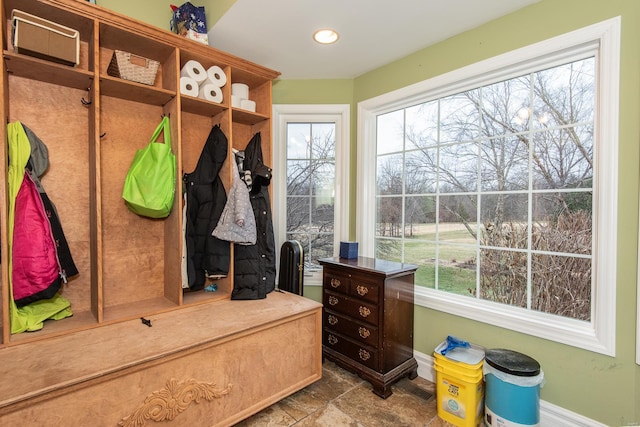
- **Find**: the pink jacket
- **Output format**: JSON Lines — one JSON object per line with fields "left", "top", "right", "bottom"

{"left": 12, "top": 171, "right": 61, "bottom": 305}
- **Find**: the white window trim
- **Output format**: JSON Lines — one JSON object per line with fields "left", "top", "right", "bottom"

{"left": 357, "top": 17, "right": 620, "bottom": 356}
{"left": 273, "top": 104, "right": 350, "bottom": 286}
{"left": 637, "top": 205, "right": 640, "bottom": 363}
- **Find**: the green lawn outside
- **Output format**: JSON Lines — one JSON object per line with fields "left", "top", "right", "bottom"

{"left": 378, "top": 225, "right": 478, "bottom": 296}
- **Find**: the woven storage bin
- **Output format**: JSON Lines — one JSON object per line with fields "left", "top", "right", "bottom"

{"left": 107, "top": 50, "right": 159, "bottom": 85}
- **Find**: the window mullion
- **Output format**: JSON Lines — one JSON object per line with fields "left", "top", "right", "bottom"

{"left": 475, "top": 89, "right": 483, "bottom": 300}
{"left": 526, "top": 71, "right": 534, "bottom": 311}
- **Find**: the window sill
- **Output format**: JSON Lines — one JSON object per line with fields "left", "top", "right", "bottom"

{"left": 415, "top": 287, "right": 614, "bottom": 356}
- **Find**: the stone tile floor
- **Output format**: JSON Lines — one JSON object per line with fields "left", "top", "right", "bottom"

{"left": 234, "top": 360, "right": 458, "bottom": 427}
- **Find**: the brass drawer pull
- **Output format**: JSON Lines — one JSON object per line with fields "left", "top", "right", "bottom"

{"left": 356, "top": 285, "right": 369, "bottom": 296}
{"left": 328, "top": 334, "right": 338, "bottom": 345}
{"left": 328, "top": 315, "right": 338, "bottom": 326}
{"left": 358, "top": 327, "right": 370, "bottom": 339}
{"left": 359, "top": 306, "right": 371, "bottom": 318}
{"left": 359, "top": 349, "right": 371, "bottom": 361}
{"left": 328, "top": 296, "right": 339, "bottom": 306}
{"left": 331, "top": 278, "right": 341, "bottom": 288}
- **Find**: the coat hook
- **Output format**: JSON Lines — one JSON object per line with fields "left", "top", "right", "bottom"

{"left": 81, "top": 87, "right": 92, "bottom": 106}
{"left": 100, "top": 132, "right": 107, "bottom": 138}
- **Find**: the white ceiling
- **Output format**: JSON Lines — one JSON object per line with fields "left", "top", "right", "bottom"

{"left": 207, "top": 0, "right": 539, "bottom": 79}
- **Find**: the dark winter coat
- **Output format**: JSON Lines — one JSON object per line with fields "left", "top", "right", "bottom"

{"left": 183, "top": 125, "right": 230, "bottom": 290}
{"left": 232, "top": 132, "right": 276, "bottom": 299}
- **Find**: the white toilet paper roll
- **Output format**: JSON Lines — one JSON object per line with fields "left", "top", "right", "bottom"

{"left": 240, "top": 99, "right": 256, "bottom": 112}
{"left": 231, "top": 95, "right": 243, "bottom": 108}
{"left": 180, "top": 60, "right": 207, "bottom": 83}
{"left": 231, "top": 83, "right": 249, "bottom": 99}
{"left": 206, "top": 65, "right": 227, "bottom": 87}
{"left": 198, "top": 83, "right": 223, "bottom": 103}
{"left": 180, "top": 76, "right": 199, "bottom": 97}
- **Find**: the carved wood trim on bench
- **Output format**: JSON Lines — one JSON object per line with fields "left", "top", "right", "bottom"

{"left": 118, "top": 378, "right": 233, "bottom": 427}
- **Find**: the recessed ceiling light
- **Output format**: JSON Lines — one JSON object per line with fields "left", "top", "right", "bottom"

{"left": 313, "top": 29, "right": 339, "bottom": 44}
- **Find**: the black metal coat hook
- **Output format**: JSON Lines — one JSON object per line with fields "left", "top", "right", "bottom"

{"left": 81, "top": 88, "right": 92, "bottom": 106}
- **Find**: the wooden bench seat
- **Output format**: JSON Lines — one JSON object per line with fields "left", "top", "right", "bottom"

{"left": 0, "top": 292, "right": 322, "bottom": 426}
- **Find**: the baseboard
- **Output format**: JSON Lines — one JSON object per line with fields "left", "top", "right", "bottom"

{"left": 539, "top": 400, "right": 608, "bottom": 427}
{"left": 414, "top": 350, "right": 436, "bottom": 382}
{"left": 414, "top": 350, "right": 606, "bottom": 427}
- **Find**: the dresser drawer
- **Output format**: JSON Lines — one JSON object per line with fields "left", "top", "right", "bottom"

{"left": 348, "top": 277, "right": 379, "bottom": 303}
{"left": 323, "top": 270, "right": 349, "bottom": 295}
{"left": 324, "top": 309, "right": 379, "bottom": 346}
{"left": 323, "top": 290, "right": 378, "bottom": 326}
{"left": 323, "top": 331, "right": 378, "bottom": 371}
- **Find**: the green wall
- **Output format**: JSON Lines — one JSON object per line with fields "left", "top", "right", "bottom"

{"left": 97, "top": 0, "right": 640, "bottom": 424}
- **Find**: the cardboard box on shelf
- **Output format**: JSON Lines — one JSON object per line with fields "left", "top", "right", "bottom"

{"left": 11, "top": 9, "right": 79, "bottom": 67}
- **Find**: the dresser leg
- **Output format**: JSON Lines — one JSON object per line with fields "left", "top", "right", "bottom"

{"left": 372, "top": 384, "right": 393, "bottom": 399}
{"left": 408, "top": 367, "right": 418, "bottom": 380}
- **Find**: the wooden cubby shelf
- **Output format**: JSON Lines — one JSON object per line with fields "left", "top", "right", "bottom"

{"left": 3, "top": 51, "right": 94, "bottom": 90}
{"left": 181, "top": 93, "right": 227, "bottom": 117}
{"left": 0, "top": 0, "right": 321, "bottom": 425}
{"left": 99, "top": 74, "right": 176, "bottom": 105}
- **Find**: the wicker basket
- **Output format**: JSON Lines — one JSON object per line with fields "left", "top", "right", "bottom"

{"left": 107, "top": 50, "right": 159, "bottom": 85}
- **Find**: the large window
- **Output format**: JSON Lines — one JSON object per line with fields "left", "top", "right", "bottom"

{"left": 273, "top": 105, "right": 350, "bottom": 285}
{"left": 377, "top": 56, "right": 595, "bottom": 319}
{"left": 357, "top": 18, "right": 620, "bottom": 355}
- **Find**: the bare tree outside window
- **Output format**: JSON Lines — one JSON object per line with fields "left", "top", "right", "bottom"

{"left": 286, "top": 123, "right": 336, "bottom": 270}
{"left": 375, "top": 57, "right": 595, "bottom": 321}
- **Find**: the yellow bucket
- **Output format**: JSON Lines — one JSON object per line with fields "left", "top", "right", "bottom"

{"left": 434, "top": 341, "right": 485, "bottom": 427}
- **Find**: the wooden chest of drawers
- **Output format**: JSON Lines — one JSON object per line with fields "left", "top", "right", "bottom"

{"left": 318, "top": 256, "right": 418, "bottom": 398}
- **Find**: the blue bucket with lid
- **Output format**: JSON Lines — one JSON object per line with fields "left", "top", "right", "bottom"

{"left": 483, "top": 349, "right": 544, "bottom": 427}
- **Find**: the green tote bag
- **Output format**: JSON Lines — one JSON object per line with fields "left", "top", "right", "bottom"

{"left": 122, "top": 116, "right": 176, "bottom": 218}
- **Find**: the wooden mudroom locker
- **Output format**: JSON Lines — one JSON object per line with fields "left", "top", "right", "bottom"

{"left": 0, "top": 0, "right": 322, "bottom": 425}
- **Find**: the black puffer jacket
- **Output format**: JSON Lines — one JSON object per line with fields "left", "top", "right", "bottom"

{"left": 232, "top": 132, "right": 276, "bottom": 299}
{"left": 183, "top": 125, "right": 230, "bottom": 290}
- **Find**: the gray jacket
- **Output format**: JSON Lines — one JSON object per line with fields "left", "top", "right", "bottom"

{"left": 211, "top": 154, "right": 257, "bottom": 245}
